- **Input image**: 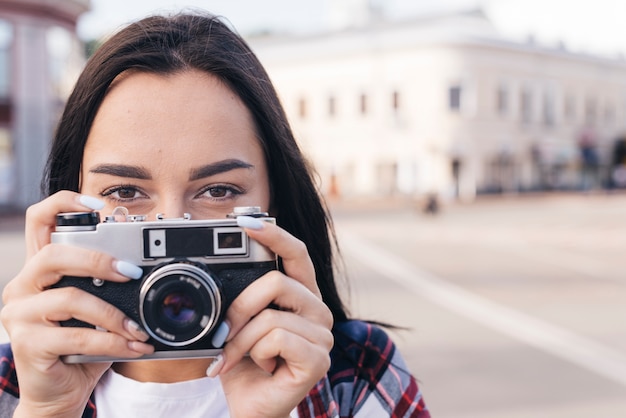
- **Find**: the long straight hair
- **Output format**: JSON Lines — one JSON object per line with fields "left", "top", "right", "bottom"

{"left": 43, "top": 12, "right": 349, "bottom": 322}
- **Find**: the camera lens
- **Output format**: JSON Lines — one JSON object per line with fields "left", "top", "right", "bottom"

{"left": 140, "top": 263, "right": 221, "bottom": 346}
{"left": 160, "top": 292, "right": 196, "bottom": 327}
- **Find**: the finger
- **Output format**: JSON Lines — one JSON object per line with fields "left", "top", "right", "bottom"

{"left": 221, "top": 308, "right": 333, "bottom": 372}
{"left": 2, "top": 288, "right": 150, "bottom": 343}
{"left": 25, "top": 191, "right": 105, "bottom": 259}
{"left": 225, "top": 271, "right": 334, "bottom": 340}
{"left": 11, "top": 324, "right": 153, "bottom": 361}
{"left": 4, "top": 243, "right": 142, "bottom": 300}
{"left": 236, "top": 217, "right": 318, "bottom": 296}
{"left": 246, "top": 330, "right": 331, "bottom": 382}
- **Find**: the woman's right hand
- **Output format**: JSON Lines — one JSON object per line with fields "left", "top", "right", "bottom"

{"left": 0, "top": 191, "right": 154, "bottom": 418}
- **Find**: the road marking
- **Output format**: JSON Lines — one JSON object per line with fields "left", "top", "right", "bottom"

{"left": 339, "top": 229, "right": 626, "bottom": 387}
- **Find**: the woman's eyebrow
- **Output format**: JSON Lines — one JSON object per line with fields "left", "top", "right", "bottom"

{"left": 89, "top": 164, "right": 151, "bottom": 179}
{"left": 189, "top": 159, "right": 254, "bottom": 181}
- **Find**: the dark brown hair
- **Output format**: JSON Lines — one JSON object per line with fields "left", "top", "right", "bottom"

{"left": 43, "top": 11, "right": 349, "bottom": 322}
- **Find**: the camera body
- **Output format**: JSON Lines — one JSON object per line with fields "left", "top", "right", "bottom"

{"left": 51, "top": 206, "right": 276, "bottom": 363}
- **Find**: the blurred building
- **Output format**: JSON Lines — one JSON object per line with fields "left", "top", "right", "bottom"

{"left": 250, "top": 9, "right": 626, "bottom": 201}
{"left": 0, "top": 0, "right": 89, "bottom": 211}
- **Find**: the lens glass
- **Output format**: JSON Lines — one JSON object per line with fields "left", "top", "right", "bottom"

{"left": 140, "top": 263, "right": 221, "bottom": 346}
{"left": 160, "top": 290, "right": 196, "bottom": 327}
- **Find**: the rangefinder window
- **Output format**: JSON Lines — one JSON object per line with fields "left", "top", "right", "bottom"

{"left": 144, "top": 228, "right": 214, "bottom": 258}
{"left": 214, "top": 227, "right": 247, "bottom": 255}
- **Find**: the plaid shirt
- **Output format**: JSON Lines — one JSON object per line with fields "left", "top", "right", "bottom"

{"left": 0, "top": 320, "right": 429, "bottom": 417}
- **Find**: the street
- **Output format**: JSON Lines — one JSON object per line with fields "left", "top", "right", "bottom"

{"left": 1, "top": 193, "right": 626, "bottom": 417}
{"left": 331, "top": 193, "right": 626, "bottom": 417}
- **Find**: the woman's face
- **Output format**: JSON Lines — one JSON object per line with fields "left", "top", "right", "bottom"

{"left": 80, "top": 70, "right": 271, "bottom": 220}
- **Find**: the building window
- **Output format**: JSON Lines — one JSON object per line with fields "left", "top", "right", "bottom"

{"left": 392, "top": 90, "right": 400, "bottom": 111}
{"left": 298, "top": 97, "right": 307, "bottom": 119}
{"left": 585, "top": 97, "right": 597, "bottom": 124}
{"left": 0, "top": 19, "right": 12, "bottom": 100}
{"left": 47, "top": 26, "right": 75, "bottom": 99}
{"left": 0, "top": 126, "right": 12, "bottom": 205}
{"left": 328, "top": 95, "right": 336, "bottom": 117}
{"left": 0, "top": 20, "right": 12, "bottom": 206}
{"left": 449, "top": 85, "right": 462, "bottom": 112}
{"left": 496, "top": 85, "right": 508, "bottom": 115}
{"left": 359, "top": 93, "right": 367, "bottom": 115}
{"left": 564, "top": 95, "right": 576, "bottom": 121}
{"left": 604, "top": 102, "right": 614, "bottom": 125}
{"left": 542, "top": 91, "right": 555, "bottom": 126}
{"left": 520, "top": 88, "right": 532, "bottom": 124}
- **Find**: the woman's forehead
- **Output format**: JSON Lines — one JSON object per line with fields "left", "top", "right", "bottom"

{"left": 84, "top": 70, "right": 263, "bottom": 166}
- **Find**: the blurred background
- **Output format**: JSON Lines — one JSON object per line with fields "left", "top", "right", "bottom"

{"left": 0, "top": 0, "right": 625, "bottom": 416}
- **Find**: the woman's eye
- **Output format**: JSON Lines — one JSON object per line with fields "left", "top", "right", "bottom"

{"left": 208, "top": 187, "right": 227, "bottom": 198}
{"left": 116, "top": 188, "right": 138, "bottom": 199}
{"left": 201, "top": 185, "right": 242, "bottom": 200}
{"left": 101, "top": 186, "right": 144, "bottom": 201}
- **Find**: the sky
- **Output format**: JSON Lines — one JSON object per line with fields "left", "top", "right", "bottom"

{"left": 77, "top": 0, "right": 626, "bottom": 58}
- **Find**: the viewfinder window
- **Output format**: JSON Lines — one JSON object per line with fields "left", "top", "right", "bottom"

{"left": 213, "top": 227, "right": 247, "bottom": 255}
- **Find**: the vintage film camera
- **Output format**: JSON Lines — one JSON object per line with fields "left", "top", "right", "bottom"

{"left": 51, "top": 206, "right": 276, "bottom": 363}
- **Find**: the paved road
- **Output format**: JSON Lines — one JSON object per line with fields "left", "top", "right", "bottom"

{"left": 331, "top": 193, "right": 626, "bottom": 417}
{"left": 1, "top": 193, "right": 626, "bottom": 417}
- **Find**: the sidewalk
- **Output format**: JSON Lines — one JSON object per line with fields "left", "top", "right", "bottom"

{"left": 0, "top": 213, "right": 24, "bottom": 233}
{"left": 0, "top": 215, "right": 24, "bottom": 343}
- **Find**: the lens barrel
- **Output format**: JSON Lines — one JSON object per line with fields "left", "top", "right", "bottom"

{"left": 139, "top": 263, "right": 221, "bottom": 346}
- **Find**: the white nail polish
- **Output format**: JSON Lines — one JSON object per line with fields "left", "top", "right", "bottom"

{"left": 236, "top": 215, "right": 264, "bottom": 230}
{"left": 206, "top": 354, "right": 224, "bottom": 378}
{"left": 115, "top": 260, "right": 143, "bottom": 280}
{"left": 78, "top": 195, "right": 105, "bottom": 210}
{"left": 211, "top": 321, "right": 230, "bottom": 348}
{"left": 124, "top": 318, "right": 150, "bottom": 341}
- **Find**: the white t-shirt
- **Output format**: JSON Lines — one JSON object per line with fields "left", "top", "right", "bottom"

{"left": 94, "top": 368, "right": 299, "bottom": 417}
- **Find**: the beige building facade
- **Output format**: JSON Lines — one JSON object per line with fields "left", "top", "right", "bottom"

{"left": 250, "top": 10, "right": 626, "bottom": 201}
{"left": 0, "top": 0, "right": 89, "bottom": 210}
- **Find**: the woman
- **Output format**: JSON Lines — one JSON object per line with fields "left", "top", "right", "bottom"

{"left": 0, "top": 11, "right": 429, "bottom": 417}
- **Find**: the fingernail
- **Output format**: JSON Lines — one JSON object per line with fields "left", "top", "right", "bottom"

{"left": 206, "top": 354, "right": 225, "bottom": 378}
{"left": 115, "top": 260, "right": 143, "bottom": 280}
{"left": 236, "top": 215, "right": 264, "bottom": 230}
{"left": 128, "top": 341, "right": 154, "bottom": 355}
{"left": 124, "top": 318, "right": 150, "bottom": 342}
{"left": 211, "top": 321, "right": 230, "bottom": 348}
{"left": 78, "top": 195, "right": 105, "bottom": 210}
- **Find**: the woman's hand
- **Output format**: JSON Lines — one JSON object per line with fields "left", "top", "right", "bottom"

{"left": 1, "top": 191, "right": 153, "bottom": 417}
{"left": 211, "top": 216, "right": 334, "bottom": 418}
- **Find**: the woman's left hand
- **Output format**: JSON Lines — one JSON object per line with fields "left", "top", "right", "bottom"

{"left": 211, "top": 218, "right": 334, "bottom": 418}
